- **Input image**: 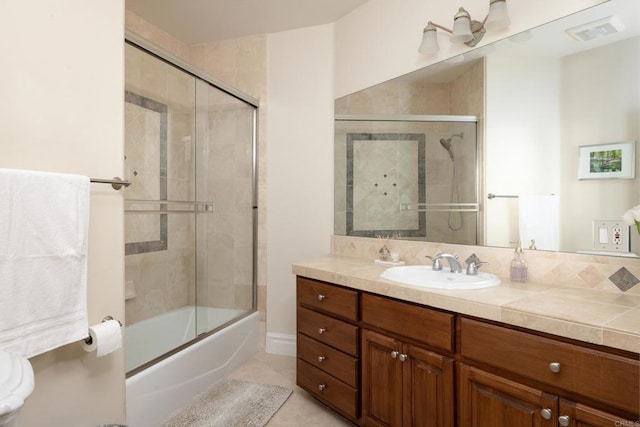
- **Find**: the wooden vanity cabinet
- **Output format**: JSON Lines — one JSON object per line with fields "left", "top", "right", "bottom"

{"left": 360, "top": 294, "right": 455, "bottom": 427}
{"left": 458, "top": 364, "right": 640, "bottom": 427}
{"left": 295, "top": 275, "right": 640, "bottom": 426}
{"left": 459, "top": 318, "right": 640, "bottom": 426}
{"left": 296, "top": 277, "right": 360, "bottom": 423}
{"left": 361, "top": 329, "right": 454, "bottom": 427}
{"left": 458, "top": 363, "right": 559, "bottom": 427}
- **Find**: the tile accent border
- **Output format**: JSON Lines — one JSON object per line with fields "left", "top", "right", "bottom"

{"left": 346, "top": 132, "right": 426, "bottom": 238}
{"left": 125, "top": 90, "right": 168, "bottom": 255}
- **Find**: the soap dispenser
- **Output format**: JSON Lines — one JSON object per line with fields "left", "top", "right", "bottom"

{"left": 510, "top": 240, "right": 528, "bottom": 283}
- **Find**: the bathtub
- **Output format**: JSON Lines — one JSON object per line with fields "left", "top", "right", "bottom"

{"left": 125, "top": 307, "right": 260, "bottom": 427}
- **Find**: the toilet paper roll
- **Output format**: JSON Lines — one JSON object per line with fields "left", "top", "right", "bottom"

{"left": 82, "top": 320, "right": 122, "bottom": 357}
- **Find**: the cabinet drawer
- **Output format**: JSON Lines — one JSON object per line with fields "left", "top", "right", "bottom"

{"left": 297, "top": 306, "right": 359, "bottom": 356}
{"left": 297, "top": 277, "right": 358, "bottom": 321}
{"left": 460, "top": 318, "right": 640, "bottom": 414}
{"left": 297, "top": 359, "right": 358, "bottom": 420}
{"left": 297, "top": 333, "right": 358, "bottom": 388}
{"left": 361, "top": 293, "right": 454, "bottom": 353}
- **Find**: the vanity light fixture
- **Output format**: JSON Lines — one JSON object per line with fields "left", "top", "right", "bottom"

{"left": 419, "top": 0, "right": 510, "bottom": 54}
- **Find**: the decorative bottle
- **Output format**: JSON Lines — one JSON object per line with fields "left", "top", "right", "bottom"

{"left": 510, "top": 240, "right": 528, "bottom": 283}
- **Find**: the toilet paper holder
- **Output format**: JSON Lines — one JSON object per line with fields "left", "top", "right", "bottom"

{"left": 84, "top": 316, "right": 122, "bottom": 345}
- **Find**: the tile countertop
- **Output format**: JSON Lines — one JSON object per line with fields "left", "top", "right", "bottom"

{"left": 292, "top": 255, "right": 640, "bottom": 354}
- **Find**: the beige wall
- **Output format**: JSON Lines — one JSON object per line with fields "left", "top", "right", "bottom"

{"left": 334, "top": 0, "right": 606, "bottom": 98}
{"left": 560, "top": 37, "right": 640, "bottom": 254}
{"left": 0, "top": 0, "right": 126, "bottom": 425}
{"left": 265, "top": 24, "right": 336, "bottom": 353}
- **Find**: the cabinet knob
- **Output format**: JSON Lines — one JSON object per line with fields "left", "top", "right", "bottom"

{"left": 540, "top": 408, "right": 552, "bottom": 420}
{"left": 558, "top": 415, "right": 570, "bottom": 426}
{"left": 317, "top": 294, "right": 325, "bottom": 302}
{"left": 391, "top": 351, "right": 399, "bottom": 359}
{"left": 318, "top": 327, "right": 326, "bottom": 335}
{"left": 549, "top": 362, "right": 561, "bottom": 373}
{"left": 317, "top": 355, "right": 326, "bottom": 363}
{"left": 399, "top": 353, "right": 408, "bottom": 362}
{"left": 318, "top": 384, "right": 326, "bottom": 391}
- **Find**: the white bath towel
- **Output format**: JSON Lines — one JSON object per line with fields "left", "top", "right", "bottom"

{"left": 518, "top": 194, "right": 560, "bottom": 251}
{"left": 0, "top": 168, "right": 90, "bottom": 358}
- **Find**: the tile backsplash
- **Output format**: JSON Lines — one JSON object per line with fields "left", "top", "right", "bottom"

{"left": 332, "top": 235, "right": 640, "bottom": 294}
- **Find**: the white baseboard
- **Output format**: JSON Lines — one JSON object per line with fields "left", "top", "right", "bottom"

{"left": 265, "top": 332, "right": 296, "bottom": 356}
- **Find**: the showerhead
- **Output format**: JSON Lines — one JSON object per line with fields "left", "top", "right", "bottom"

{"left": 439, "top": 132, "right": 464, "bottom": 161}
{"left": 439, "top": 138, "right": 454, "bottom": 161}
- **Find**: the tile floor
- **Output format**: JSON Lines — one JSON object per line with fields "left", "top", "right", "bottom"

{"left": 228, "top": 351, "right": 353, "bottom": 426}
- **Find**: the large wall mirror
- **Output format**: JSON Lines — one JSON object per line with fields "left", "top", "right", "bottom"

{"left": 335, "top": 0, "right": 639, "bottom": 257}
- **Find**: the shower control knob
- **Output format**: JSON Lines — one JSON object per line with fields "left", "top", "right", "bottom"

{"left": 318, "top": 327, "right": 326, "bottom": 335}
{"left": 317, "top": 356, "right": 326, "bottom": 363}
{"left": 318, "top": 384, "right": 326, "bottom": 391}
{"left": 317, "top": 294, "right": 325, "bottom": 302}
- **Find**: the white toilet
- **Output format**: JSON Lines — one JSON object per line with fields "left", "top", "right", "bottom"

{"left": 0, "top": 352, "right": 34, "bottom": 427}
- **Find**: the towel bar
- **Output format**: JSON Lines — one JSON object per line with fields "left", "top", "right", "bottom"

{"left": 488, "top": 193, "right": 555, "bottom": 199}
{"left": 487, "top": 193, "right": 518, "bottom": 199}
{"left": 90, "top": 177, "right": 131, "bottom": 190}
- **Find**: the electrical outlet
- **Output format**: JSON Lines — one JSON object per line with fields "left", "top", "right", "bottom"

{"left": 593, "top": 221, "right": 630, "bottom": 253}
{"left": 613, "top": 227, "right": 622, "bottom": 245}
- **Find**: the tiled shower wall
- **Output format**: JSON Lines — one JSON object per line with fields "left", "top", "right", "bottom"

{"left": 334, "top": 60, "right": 484, "bottom": 245}
{"left": 197, "top": 100, "right": 255, "bottom": 311}
{"left": 125, "top": 10, "right": 269, "bottom": 321}
{"left": 124, "top": 44, "right": 196, "bottom": 325}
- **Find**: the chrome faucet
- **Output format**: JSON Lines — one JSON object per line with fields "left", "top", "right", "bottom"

{"left": 434, "top": 253, "right": 462, "bottom": 274}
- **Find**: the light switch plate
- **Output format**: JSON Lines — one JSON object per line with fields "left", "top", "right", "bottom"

{"left": 593, "top": 220, "right": 630, "bottom": 253}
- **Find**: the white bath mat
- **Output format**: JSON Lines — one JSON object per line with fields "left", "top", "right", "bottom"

{"left": 161, "top": 378, "right": 292, "bottom": 427}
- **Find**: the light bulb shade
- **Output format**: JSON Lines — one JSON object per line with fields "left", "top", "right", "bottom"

{"left": 418, "top": 25, "right": 439, "bottom": 54}
{"left": 450, "top": 9, "right": 473, "bottom": 43}
{"left": 485, "top": 0, "right": 510, "bottom": 31}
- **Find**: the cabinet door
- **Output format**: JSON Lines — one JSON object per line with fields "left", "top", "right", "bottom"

{"left": 361, "top": 329, "right": 403, "bottom": 427}
{"left": 404, "top": 344, "right": 454, "bottom": 427}
{"left": 458, "top": 364, "right": 558, "bottom": 427}
{"left": 558, "top": 399, "right": 639, "bottom": 427}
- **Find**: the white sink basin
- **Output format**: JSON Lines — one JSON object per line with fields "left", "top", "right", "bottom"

{"left": 380, "top": 265, "right": 500, "bottom": 290}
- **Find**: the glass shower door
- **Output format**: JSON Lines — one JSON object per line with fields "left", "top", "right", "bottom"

{"left": 124, "top": 42, "right": 198, "bottom": 373}
{"left": 194, "top": 79, "right": 256, "bottom": 336}
{"left": 124, "top": 41, "right": 257, "bottom": 375}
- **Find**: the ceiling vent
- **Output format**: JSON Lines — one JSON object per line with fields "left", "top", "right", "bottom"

{"left": 566, "top": 16, "right": 625, "bottom": 42}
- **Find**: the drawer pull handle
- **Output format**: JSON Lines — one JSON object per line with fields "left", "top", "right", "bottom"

{"left": 558, "top": 415, "right": 570, "bottom": 426}
{"left": 317, "top": 294, "right": 325, "bottom": 302}
{"left": 540, "top": 408, "right": 552, "bottom": 420}
{"left": 549, "top": 362, "right": 561, "bottom": 373}
{"left": 399, "top": 353, "right": 408, "bottom": 362}
{"left": 318, "top": 327, "right": 326, "bottom": 335}
{"left": 391, "top": 351, "right": 399, "bottom": 359}
{"left": 318, "top": 383, "right": 326, "bottom": 391}
{"left": 317, "top": 355, "right": 326, "bottom": 363}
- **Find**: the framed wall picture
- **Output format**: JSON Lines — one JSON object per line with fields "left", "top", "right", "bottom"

{"left": 578, "top": 141, "right": 636, "bottom": 180}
